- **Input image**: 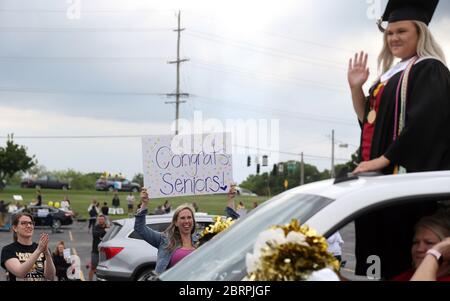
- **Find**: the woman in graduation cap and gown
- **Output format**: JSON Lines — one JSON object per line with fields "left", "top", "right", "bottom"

{"left": 347, "top": 0, "right": 450, "bottom": 279}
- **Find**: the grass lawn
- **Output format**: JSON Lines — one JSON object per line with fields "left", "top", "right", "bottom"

{"left": 0, "top": 187, "right": 270, "bottom": 220}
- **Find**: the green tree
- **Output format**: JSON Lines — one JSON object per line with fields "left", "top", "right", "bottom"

{"left": 0, "top": 135, "right": 36, "bottom": 189}
{"left": 334, "top": 150, "right": 359, "bottom": 177}
{"left": 132, "top": 173, "right": 144, "bottom": 187}
{"left": 240, "top": 161, "right": 331, "bottom": 196}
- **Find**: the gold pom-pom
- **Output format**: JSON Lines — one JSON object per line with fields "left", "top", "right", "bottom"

{"left": 248, "top": 219, "right": 339, "bottom": 281}
{"left": 197, "top": 216, "right": 235, "bottom": 246}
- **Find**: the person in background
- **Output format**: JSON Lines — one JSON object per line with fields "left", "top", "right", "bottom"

{"left": 7, "top": 201, "right": 18, "bottom": 213}
{"left": 163, "top": 200, "right": 171, "bottom": 214}
{"left": 192, "top": 202, "right": 199, "bottom": 212}
{"left": 52, "top": 241, "right": 71, "bottom": 281}
{"left": 126, "top": 192, "right": 135, "bottom": 215}
{"left": 237, "top": 201, "right": 246, "bottom": 210}
{"left": 0, "top": 200, "right": 10, "bottom": 227}
{"left": 35, "top": 189, "right": 43, "bottom": 206}
{"left": 154, "top": 205, "right": 165, "bottom": 215}
{"left": 111, "top": 190, "right": 120, "bottom": 211}
{"left": 89, "top": 215, "right": 108, "bottom": 281}
{"left": 87, "top": 199, "right": 99, "bottom": 233}
{"left": 327, "top": 231, "right": 345, "bottom": 264}
{"left": 60, "top": 197, "right": 70, "bottom": 211}
{"left": 225, "top": 185, "right": 240, "bottom": 220}
{"left": 101, "top": 202, "right": 109, "bottom": 216}
{"left": 101, "top": 202, "right": 110, "bottom": 226}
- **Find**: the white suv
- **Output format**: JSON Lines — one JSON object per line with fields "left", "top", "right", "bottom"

{"left": 96, "top": 213, "right": 217, "bottom": 281}
{"left": 159, "top": 171, "right": 450, "bottom": 281}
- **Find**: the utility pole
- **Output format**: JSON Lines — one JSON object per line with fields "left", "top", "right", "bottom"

{"left": 331, "top": 129, "right": 335, "bottom": 178}
{"left": 300, "top": 152, "right": 304, "bottom": 185}
{"left": 166, "top": 10, "right": 189, "bottom": 135}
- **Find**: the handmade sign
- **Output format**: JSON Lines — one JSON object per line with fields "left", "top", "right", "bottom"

{"left": 142, "top": 133, "right": 233, "bottom": 198}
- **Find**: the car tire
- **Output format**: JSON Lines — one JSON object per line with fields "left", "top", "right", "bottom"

{"left": 136, "top": 267, "right": 156, "bottom": 281}
{"left": 52, "top": 219, "right": 62, "bottom": 229}
{"left": 131, "top": 187, "right": 139, "bottom": 193}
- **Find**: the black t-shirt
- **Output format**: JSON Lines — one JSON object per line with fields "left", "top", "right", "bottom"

{"left": 101, "top": 206, "right": 109, "bottom": 215}
{"left": 92, "top": 224, "right": 107, "bottom": 253}
{"left": 1, "top": 241, "right": 46, "bottom": 281}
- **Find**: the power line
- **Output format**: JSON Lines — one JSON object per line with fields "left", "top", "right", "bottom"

{"left": 0, "top": 135, "right": 146, "bottom": 139}
{"left": 0, "top": 27, "right": 172, "bottom": 32}
{"left": 0, "top": 135, "right": 350, "bottom": 162}
{"left": 188, "top": 60, "right": 347, "bottom": 93}
{"left": 232, "top": 144, "right": 349, "bottom": 162}
{"left": 0, "top": 56, "right": 170, "bottom": 61}
{"left": 0, "top": 87, "right": 165, "bottom": 96}
{"left": 192, "top": 95, "right": 357, "bottom": 127}
{"left": 185, "top": 30, "right": 347, "bottom": 70}
{"left": 182, "top": 10, "right": 372, "bottom": 56}
{"left": 0, "top": 8, "right": 174, "bottom": 14}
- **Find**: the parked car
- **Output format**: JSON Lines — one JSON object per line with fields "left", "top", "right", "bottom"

{"left": 96, "top": 213, "right": 218, "bottom": 281}
{"left": 20, "top": 176, "right": 70, "bottom": 190}
{"left": 95, "top": 178, "right": 141, "bottom": 192}
{"left": 158, "top": 171, "right": 450, "bottom": 281}
{"left": 235, "top": 186, "right": 258, "bottom": 196}
{"left": 13, "top": 205, "right": 74, "bottom": 229}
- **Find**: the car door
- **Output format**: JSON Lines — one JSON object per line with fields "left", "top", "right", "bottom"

{"left": 121, "top": 180, "right": 131, "bottom": 191}
{"left": 47, "top": 176, "right": 57, "bottom": 189}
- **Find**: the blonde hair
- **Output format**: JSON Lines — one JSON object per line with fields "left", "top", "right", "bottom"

{"left": 164, "top": 204, "right": 196, "bottom": 252}
{"left": 378, "top": 21, "right": 447, "bottom": 74}
{"left": 53, "top": 241, "right": 66, "bottom": 256}
{"left": 414, "top": 211, "right": 450, "bottom": 241}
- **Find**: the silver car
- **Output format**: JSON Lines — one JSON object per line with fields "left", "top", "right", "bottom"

{"left": 96, "top": 213, "right": 218, "bottom": 281}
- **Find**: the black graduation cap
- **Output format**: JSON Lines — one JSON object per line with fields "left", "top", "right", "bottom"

{"left": 381, "top": 0, "right": 439, "bottom": 25}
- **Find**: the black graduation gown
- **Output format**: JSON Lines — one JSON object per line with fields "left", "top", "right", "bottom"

{"left": 355, "top": 59, "right": 450, "bottom": 279}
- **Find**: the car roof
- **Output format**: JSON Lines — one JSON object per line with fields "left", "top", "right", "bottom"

{"left": 286, "top": 171, "right": 450, "bottom": 235}
{"left": 286, "top": 170, "right": 450, "bottom": 199}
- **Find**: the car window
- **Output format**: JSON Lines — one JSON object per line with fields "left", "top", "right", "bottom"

{"left": 160, "top": 193, "right": 333, "bottom": 281}
{"left": 328, "top": 197, "right": 450, "bottom": 282}
{"left": 102, "top": 223, "right": 123, "bottom": 242}
{"left": 128, "top": 223, "right": 171, "bottom": 240}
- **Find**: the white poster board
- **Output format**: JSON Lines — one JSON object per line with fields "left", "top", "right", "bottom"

{"left": 142, "top": 133, "right": 233, "bottom": 198}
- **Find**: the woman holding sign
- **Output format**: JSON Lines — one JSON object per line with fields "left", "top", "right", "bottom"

{"left": 134, "top": 188, "right": 197, "bottom": 274}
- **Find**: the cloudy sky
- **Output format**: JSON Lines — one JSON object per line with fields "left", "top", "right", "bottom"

{"left": 1, "top": 0, "right": 449, "bottom": 183}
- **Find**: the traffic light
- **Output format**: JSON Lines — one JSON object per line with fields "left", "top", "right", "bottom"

{"left": 256, "top": 164, "right": 260, "bottom": 174}
{"left": 247, "top": 156, "right": 251, "bottom": 167}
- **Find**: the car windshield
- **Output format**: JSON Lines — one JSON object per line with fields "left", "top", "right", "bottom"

{"left": 159, "top": 193, "right": 333, "bottom": 281}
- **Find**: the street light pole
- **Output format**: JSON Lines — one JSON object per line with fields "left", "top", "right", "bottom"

{"left": 300, "top": 152, "right": 304, "bottom": 185}
{"left": 331, "top": 129, "right": 335, "bottom": 178}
